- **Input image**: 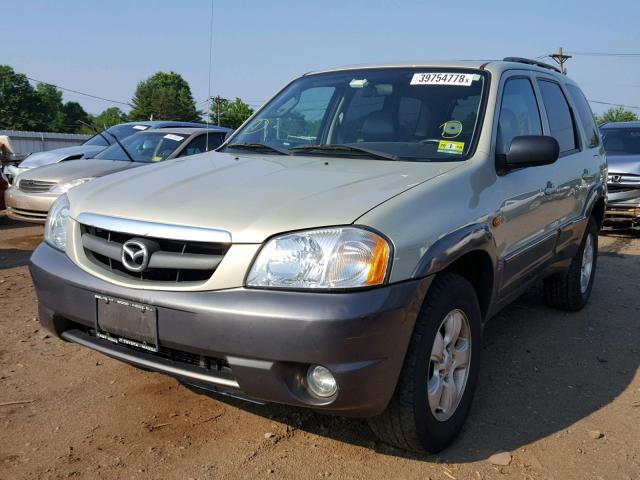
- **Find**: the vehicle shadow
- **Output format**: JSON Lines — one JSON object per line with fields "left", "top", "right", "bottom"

{"left": 0, "top": 215, "right": 43, "bottom": 269}
{"left": 0, "top": 214, "right": 35, "bottom": 231}
{"left": 188, "top": 248, "right": 639, "bottom": 463}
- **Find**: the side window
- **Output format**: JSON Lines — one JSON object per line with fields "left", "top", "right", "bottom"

{"left": 566, "top": 84, "right": 600, "bottom": 148}
{"left": 537, "top": 80, "right": 578, "bottom": 153}
{"left": 179, "top": 135, "right": 206, "bottom": 157}
{"left": 497, "top": 78, "right": 542, "bottom": 154}
{"left": 206, "top": 133, "right": 225, "bottom": 150}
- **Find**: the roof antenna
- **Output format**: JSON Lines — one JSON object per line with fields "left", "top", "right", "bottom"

{"left": 205, "top": 0, "right": 214, "bottom": 151}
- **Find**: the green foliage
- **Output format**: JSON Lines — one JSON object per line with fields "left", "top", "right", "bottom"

{"left": 0, "top": 65, "right": 45, "bottom": 130}
{"left": 0, "top": 65, "right": 92, "bottom": 133}
{"left": 209, "top": 97, "right": 254, "bottom": 129}
{"left": 129, "top": 71, "right": 200, "bottom": 122}
{"left": 92, "top": 107, "right": 128, "bottom": 129}
{"left": 59, "top": 102, "right": 90, "bottom": 133}
{"left": 35, "top": 83, "right": 65, "bottom": 131}
{"left": 595, "top": 106, "right": 639, "bottom": 125}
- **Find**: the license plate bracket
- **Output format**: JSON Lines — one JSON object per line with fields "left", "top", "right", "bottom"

{"left": 95, "top": 295, "right": 158, "bottom": 352}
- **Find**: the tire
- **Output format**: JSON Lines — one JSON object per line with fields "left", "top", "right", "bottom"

{"left": 544, "top": 216, "right": 598, "bottom": 311}
{"left": 368, "top": 273, "right": 482, "bottom": 453}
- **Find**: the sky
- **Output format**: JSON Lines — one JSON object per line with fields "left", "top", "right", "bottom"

{"left": 3, "top": 0, "right": 640, "bottom": 116}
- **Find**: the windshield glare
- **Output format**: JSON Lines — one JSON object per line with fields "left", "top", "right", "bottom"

{"left": 226, "top": 68, "right": 487, "bottom": 161}
{"left": 601, "top": 128, "right": 640, "bottom": 155}
{"left": 93, "top": 132, "right": 186, "bottom": 162}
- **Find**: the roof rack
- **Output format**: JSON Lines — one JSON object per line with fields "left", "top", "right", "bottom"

{"left": 502, "top": 57, "right": 562, "bottom": 74}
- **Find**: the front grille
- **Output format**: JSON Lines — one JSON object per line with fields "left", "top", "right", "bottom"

{"left": 18, "top": 179, "right": 57, "bottom": 193}
{"left": 81, "top": 224, "right": 230, "bottom": 283}
{"left": 607, "top": 184, "right": 638, "bottom": 193}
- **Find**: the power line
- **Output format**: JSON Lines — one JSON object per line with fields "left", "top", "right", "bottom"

{"left": 26, "top": 75, "right": 132, "bottom": 107}
{"left": 588, "top": 99, "right": 640, "bottom": 110}
{"left": 567, "top": 51, "right": 640, "bottom": 57}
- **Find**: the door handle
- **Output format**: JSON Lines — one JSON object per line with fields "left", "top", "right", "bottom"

{"left": 582, "top": 168, "right": 591, "bottom": 181}
{"left": 543, "top": 181, "right": 557, "bottom": 195}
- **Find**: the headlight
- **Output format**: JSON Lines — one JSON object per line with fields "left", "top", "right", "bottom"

{"left": 51, "top": 177, "right": 95, "bottom": 194}
{"left": 247, "top": 227, "right": 390, "bottom": 289}
{"left": 44, "top": 194, "right": 70, "bottom": 251}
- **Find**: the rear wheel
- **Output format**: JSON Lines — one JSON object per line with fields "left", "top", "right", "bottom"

{"left": 368, "top": 273, "right": 482, "bottom": 453}
{"left": 544, "top": 216, "right": 598, "bottom": 311}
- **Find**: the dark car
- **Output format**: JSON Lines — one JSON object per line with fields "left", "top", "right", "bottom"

{"left": 600, "top": 122, "right": 640, "bottom": 227}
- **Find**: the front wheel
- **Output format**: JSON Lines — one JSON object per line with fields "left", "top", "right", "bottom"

{"left": 544, "top": 216, "right": 599, "bottom": 311}
{"left": 368, "top": 273, "right": 482, "bottom": 453}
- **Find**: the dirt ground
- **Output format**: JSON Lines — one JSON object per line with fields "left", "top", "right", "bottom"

{"left": 0, "top": 213, "right": 638, "bottom": 480}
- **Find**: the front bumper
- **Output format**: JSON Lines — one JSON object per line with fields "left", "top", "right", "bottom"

{"left": 5, "top": 186, "right": 59, "bottom": 223}
{"left": 30, "top": 243, "right": 431, "bottom": 416}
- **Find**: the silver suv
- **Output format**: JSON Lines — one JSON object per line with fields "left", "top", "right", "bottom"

{"left": 30, "top": 58, "right": 607, "bottom": 453}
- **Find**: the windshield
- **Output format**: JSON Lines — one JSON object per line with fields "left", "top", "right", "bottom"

{"left": 601, "top": 128, "right": 640, "bottom": 155}
{"left": 93, "top": 132, "right": 187, "bottom": 162}
{"left": 225, "top": 68, "right": 488, "bottom": 161}
{"left": 83, "top": 124, "right": 151, "bottom": 146}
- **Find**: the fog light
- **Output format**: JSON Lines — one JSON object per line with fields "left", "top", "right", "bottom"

{"left": 306, "top": 365, "right": 338, "bottom": 398}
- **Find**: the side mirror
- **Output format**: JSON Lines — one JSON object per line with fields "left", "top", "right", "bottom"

{"left": 496, "top": 135, "right": 559, "bottom": 174}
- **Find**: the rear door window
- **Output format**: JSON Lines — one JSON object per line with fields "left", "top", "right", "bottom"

{"left": 537, "top": 80, "right": 578, "bottom": 153}
{"left": 566, "top": 84, "right": 600, "bottom": 148}
{"left": 497, "top": 78, "right": 543, "bottom": 154}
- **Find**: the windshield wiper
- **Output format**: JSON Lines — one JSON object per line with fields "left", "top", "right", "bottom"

{"left": 289, "top": 144, "right": 399, "bottom": 161}
{"left": 225, "top": 143, "right": 292, "bottom": 155}
{"left": 104, "top": 131, "right": 135, "bottom": 162}
{"left": 78, "top": 120, "right": 111, "bottom": 148}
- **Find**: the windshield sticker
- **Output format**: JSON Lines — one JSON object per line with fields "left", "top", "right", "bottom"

{"left": 163, "top": 134, "right": 184, "bottom": 142}
{"left": 441, "top": 120, "right": 463, "bottom": 139}
{"left": 437, "top": 140, "right": 465, "bottom": 155}
{"left": 133, "top": 125, "right": 148, "bottom": 130}
{"left": 411, "top": 73, "right": 475, "bottom": 86}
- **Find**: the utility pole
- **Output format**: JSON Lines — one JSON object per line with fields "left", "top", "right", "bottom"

{"left": 549, "top": 47, "right": 572, "bottom": 75}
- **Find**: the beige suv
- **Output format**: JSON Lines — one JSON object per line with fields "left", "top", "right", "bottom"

{"left": 30, "top": 58, "right": 606, "bottom": 452}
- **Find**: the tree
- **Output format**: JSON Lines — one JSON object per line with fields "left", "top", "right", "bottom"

{"left": 0, "top": 65, "right": 44, "bottom": 130}
{"left": 209, "top": 97, "right": 254, "bottom": 129}
{"left": 129, "top": 71, "right": 200, "bottom": 121}
{"left": 60, "top": 101, "right": 90, "bottom": 133}
{"left": 595, "top": 106, "right": 639, "bottom": 125}
{"left": 35, "top": 83, "right": 65, "bottom": 131}
{"left": 92, "top": 107, "right": 128, "bottom": 129}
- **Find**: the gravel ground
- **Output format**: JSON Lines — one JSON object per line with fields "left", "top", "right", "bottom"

{"left": 0, "top": 214, "right": 638, "bottom": 480}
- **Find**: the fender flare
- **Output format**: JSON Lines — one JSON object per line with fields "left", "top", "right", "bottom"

{"left": 411, "top": 222, "right": 498, "bottom": 279}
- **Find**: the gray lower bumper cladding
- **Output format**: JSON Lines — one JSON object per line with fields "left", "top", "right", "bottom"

{"left": 30, "top": 243, "right": 431, "bottom": 416}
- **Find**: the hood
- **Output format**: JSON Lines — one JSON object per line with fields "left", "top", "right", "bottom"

{"left": 19, "top": 159, "right": 142, "bottom": 184}
{"left": 19, "top": 145, "right": 106, "bottom": 168}
{"left": 68, "top": 151, "right": 462, "bottom": 243}
{"left": 606, "top": 154, "right": 640, "bottom": 175}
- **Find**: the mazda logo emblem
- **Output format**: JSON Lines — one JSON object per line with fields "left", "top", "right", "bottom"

{"left": 121, "top": 239, "right": 151, "bottom": 272}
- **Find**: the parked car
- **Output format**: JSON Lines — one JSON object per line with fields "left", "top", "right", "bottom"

{"left": 6, "top": 127, "right": 230, "bottom": 223}
{"left": 30, "top": 58, "right": 606, "bottom": 453}
{"left": 600, "top": 121, "right": 640, "bottom": 227}
{"left": 2, "top": 121, "right": 213, "bottom": 185}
